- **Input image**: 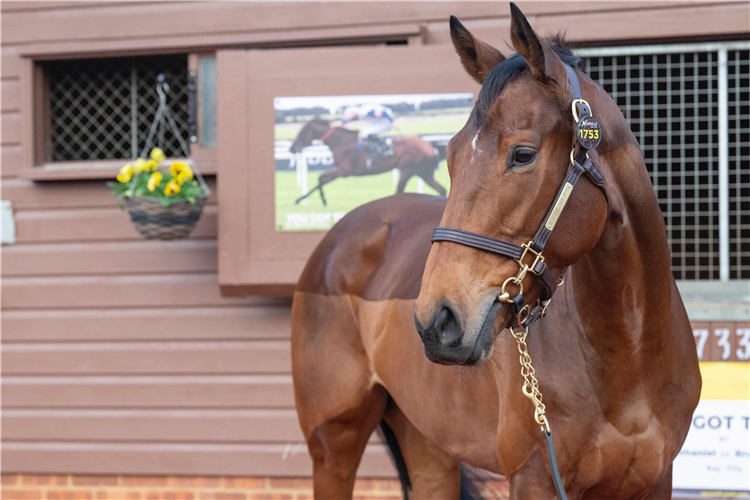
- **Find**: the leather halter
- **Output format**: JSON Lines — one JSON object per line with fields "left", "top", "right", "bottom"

{"left": 431, "top": 64, "right": 607, "bottom": 327}
{"left": 318, "top": 126, "right": 338, "bottom": 142}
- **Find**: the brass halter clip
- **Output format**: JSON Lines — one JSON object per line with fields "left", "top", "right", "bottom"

{"left": 517, "top": 241, "right": 544, "bottom": 274}
{"left": 498, "top": 242, "right": 544, "bottom": 303}
{"left": 498, "top": 275, "right": 524, "bottom": 303}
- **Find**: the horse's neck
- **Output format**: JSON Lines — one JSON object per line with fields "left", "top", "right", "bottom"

{"left": 325, "top": 130, "right": 357, "bottom": 158}
{"left": 569, "top": 98, "right": 676, "bottom": 358}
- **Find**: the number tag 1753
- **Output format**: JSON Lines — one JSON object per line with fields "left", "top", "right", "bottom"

{"left": 576, "top": 116, "right": 602, "bottom": 149}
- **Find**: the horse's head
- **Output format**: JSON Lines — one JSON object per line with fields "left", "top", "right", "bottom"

{"left": 414, "top": 4, "right": 609, "bottom": 366}
{"left": 289, "top": 118, "right": 331, "bottom": 153}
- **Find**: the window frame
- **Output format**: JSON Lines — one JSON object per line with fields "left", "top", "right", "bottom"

{"left": 19, "top": 50, "right": 217, "bottom": 181}
{"left": 187, "top": 52, "right": 217, "bottom": 171}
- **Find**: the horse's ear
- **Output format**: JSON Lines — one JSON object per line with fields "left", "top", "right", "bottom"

{"left": 450, "top": 16, "right": 505, "bottom": 84}
{"left": 509, "top": 3, "right": 566, "bottom": 82}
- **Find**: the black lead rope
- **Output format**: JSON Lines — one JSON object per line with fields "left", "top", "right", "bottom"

{"left": 543, "top": 430, "right": 569, "bottom": 500}
{"left": 430, "top": 64, "right": 606, "bottom": 500}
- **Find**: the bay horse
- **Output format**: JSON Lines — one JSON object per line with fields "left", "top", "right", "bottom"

{"left": 288, "top": 119, "right": 446, "bottom": 205}
{"left": 292, "top": 5, "right": 701, "bottom": 500}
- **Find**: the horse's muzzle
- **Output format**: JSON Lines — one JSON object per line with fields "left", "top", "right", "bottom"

{"left": 414, "top": 300, "right": 504, "bottom": 366}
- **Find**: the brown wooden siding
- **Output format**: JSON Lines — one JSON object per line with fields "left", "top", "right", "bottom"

{"left": 0, "top": 182, "right": 341, "bottom": 475}
{"left": 1, "top": 0, "right": 748, "bottom": 479}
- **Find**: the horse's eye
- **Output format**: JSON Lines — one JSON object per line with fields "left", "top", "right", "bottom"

{"left": 512, "top": 148, "right": 537, "bottom": 166}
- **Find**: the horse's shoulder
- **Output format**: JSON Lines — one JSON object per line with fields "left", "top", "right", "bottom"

{"left": 297, "top": 194, "right": 446, "bottom": 299}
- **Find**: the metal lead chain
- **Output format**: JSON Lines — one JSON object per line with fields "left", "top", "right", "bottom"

{"left": 509, "top": 324, "right": 551, "bottom": 434}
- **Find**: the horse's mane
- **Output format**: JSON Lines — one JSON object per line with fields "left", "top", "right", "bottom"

{"left": 310, "top": 118, "right": 331, "bottom": 127}
{"left": 475, "top": 34, "right": 580, "bottom": 124}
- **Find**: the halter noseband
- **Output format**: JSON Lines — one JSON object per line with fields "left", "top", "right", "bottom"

{"left": 431, "top": 64, "right": 607, "bottom": 328}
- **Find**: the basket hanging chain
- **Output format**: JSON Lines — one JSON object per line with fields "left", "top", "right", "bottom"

{"left": 140, "top": 74, "right": 210, "bottom": 196}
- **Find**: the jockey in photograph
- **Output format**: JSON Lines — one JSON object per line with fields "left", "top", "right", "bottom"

{"left": 341, "top": 103, "right": 396, "bottom": 157}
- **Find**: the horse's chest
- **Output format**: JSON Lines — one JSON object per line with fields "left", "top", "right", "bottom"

{"left": 364, "top": 301, "right": 502, "bottom": 471}
{"left": 576, "top": 417, "right": 670, "bottom": 499}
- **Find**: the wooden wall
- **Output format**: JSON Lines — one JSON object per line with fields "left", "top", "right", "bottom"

{"left": 1, "top": 0, "right": 748, "bottom": 478}
{"left": 0, "top": 177, "right": 347, "bottom": 476}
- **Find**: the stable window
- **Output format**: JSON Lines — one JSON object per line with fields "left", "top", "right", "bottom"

{"left": 579, "top": 42, "right": 750, "bottom": 280}
{"left": 44, "top": 54, "right": 190, "bottom": 162}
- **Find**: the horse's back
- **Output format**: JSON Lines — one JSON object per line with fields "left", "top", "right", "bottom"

{"left": 393, "top": 135, "right": 437, "bottom": 158}
{"left": 296, "top": 193, "right": 446, "bottom": 300}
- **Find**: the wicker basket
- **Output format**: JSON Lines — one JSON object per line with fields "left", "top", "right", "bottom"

{"left": 123, "top": 195, "right": 207, "bottom": 240}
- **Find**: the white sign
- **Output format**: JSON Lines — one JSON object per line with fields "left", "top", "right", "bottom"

{"left": 674, "top": 399, "right": 750, "bottom": 492}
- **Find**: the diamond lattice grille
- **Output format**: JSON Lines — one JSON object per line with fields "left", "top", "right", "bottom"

{"left": 47, "top": 54, "right": 189, "bottom": 162}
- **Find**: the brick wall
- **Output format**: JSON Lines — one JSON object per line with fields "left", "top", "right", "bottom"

{"left": 0, "top": 475, "right": 511, "bottom": 500}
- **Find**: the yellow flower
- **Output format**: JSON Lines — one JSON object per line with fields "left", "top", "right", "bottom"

{"left": 117, "top": 163, "right": 135, "bottom": 183}
{"left": 164, "top": 180, "right": 181, "bottom": 196}
{"left": 144, "top": 159, "right": 158, "bottom": 172}
{"left": 169, "top": 161, "right": 193, "bottom": 183}
{"left": 150, "top": 147, "right": 166, "bottom": 164}
{"left": 134, "top": 158, "right": 148, "bottom": 173}
{"left": 147, "top": 172, "right": 163, "bottom": 192}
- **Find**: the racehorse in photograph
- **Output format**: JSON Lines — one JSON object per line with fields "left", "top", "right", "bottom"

{"left": 289, "top": 118, "right": 447, "bottom": 205}
{"left": 291, "top": 4, "right": 701, "bottom": 500}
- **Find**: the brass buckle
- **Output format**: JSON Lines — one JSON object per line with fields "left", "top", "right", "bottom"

{"left": 516, "top": 241, "right": 544, "bottom": 274}
{"left": 516, "top": 304, "right": 531, "bottom": 325}
{"left": 539, "top": 298, "right": 551, "bottom": 317}
{"left": 571, "top": 98, "right": 590, "bottom": 123}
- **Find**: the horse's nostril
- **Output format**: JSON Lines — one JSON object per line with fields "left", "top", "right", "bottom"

{"left": 435, "top": 305, "right": 463, "bottom": 347}
{"left": 413, "top": 313, "right": 426, "bottom": 340}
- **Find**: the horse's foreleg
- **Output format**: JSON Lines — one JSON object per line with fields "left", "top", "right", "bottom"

{"left": 384, "top": 404, "right": 461, "bottom": 499}
{"left": 419, "top": 172, "right": 447, "bottom": 197}
{"left": 294, "top": 170, "right": 341, "bottom": 205}
{"left": 316, "top": 170, "right": 343, "bottom": 206}
{"left": 396, "top": 170, "right": 413, "bottom": 194}
{"left": 307, "top": 386, "right": 387, "bottom": 499}
{"left": 295, "top": 183, "right": 322, "bottom": 204}
{"left": 293, "top": 292, "right": 386, "bottom": 499}
{"left": 318, "top": 183, "right": 327, "bottom": 206}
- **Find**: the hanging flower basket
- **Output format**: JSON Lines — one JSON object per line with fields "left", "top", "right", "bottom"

{"left": 108, "top": 148, "right": 210, "bottom": 240}
{"left": 122, "top": 194, "right": 207, "bottom": 241}
{"left": 107, "top": 74, "right": 210, "bottom": 240}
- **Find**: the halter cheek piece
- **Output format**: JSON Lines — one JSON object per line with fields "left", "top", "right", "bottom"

{"left": 431, "top": 64, "right": 607, "bottom": 328}
{"left": 430, "top": 64, "right": 607, "bottom": 500}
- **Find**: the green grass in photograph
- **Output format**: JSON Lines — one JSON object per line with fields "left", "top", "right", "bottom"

{"left": 275, "top": 160, "right": 450, "bottom": 231}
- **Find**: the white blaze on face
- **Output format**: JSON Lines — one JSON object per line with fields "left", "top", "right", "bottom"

{"left": 470, "top": 131, "right": 482, "bottom": 163}
{"left": 471, "top": 131, "right": 479, "bottom": 150}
